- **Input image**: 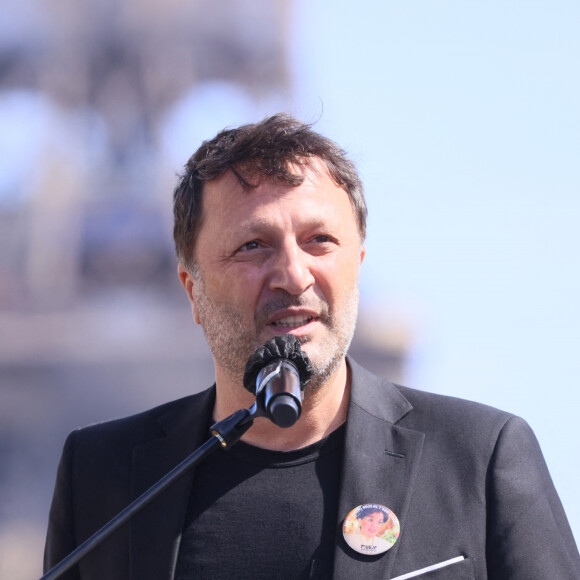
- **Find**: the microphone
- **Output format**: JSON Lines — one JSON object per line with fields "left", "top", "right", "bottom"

{"left": 243, "top": 335, "right": 313, "bottom": 428}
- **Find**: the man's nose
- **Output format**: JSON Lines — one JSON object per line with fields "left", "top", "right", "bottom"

{"left": 268, "top": 242, "right": 315, "bottom": 295}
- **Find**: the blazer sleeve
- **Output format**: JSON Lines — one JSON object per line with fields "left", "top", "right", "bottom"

{"left": 485, "top": 415, "right": 580, "bottom": 578}
{"left": 44, "top": 430, "right": 81, "bottom": 580}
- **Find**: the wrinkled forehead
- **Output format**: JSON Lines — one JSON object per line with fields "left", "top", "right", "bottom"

{"left": 201, "top": 160, "right": 351, "bottom": 214}
{"left": 206, "top": 167, "right": 353, "bottom": 228}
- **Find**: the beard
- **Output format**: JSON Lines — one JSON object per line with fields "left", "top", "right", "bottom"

{"left": 191, "top": 267, "right": 359, "bottom": 392}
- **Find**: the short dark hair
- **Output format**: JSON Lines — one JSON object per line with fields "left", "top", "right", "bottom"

{"left": 173, "top": 113, "right": 367, "bottom": 269}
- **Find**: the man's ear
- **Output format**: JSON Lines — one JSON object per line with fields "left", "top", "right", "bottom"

{"left": 177, "top": 263, "right": 201, "bottom": 325}
{"left": 360, "top": 244, "right": 366, "bottom": 264}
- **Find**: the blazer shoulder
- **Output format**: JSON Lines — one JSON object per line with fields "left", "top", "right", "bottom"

{"left": 67, "top": 385, "right": 216, "bottom": 449}
{"left": 394, "top": 383, "right": 523, "bottom": 452}
{"left": 397, "top": 383, "right": 513, "bottom": 422}
{"left": 348, "top": 356, "right": 514, "bottom": 436}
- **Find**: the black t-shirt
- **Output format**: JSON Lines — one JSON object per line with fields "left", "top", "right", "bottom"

{"left": 174, "top": 425, "right": 345, "bottom": 580}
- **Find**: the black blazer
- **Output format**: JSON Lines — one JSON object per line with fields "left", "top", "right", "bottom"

{"left": 45, "top": 359, "right": 580, "bottom": 579}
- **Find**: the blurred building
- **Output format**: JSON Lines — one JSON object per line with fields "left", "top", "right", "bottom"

{"left": 0, "top": 2, "right": 409, "bottom": 578}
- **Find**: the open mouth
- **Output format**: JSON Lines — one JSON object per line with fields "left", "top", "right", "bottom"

{"left": 270, "top": 315, "right": 314, "bottom": 329}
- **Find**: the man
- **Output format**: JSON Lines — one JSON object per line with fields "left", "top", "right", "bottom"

{"left": 45, "top": 114, "right": 580, "bottom": 579}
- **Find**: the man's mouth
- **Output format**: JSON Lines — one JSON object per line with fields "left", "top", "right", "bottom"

{"left": 270, "top": 315, "right": 314, "bottom": 329}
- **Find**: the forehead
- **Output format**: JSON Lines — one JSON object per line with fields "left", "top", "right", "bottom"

{"left": 200, "top": 163, "right": 356, "bottom": 226}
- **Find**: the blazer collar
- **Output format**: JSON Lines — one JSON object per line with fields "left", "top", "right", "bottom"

{"left": 348, "top": 357, "right": 413, "bottom": 423}
{"left": 130, "top": 386, "right": 216, "bottom": 580}
{"left": 333, "top": 358, "right": 424, "bottom": 580}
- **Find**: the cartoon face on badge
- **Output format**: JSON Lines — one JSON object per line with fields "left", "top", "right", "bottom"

{"left": 342, "top": 503, "right": 400, "bottom": 556}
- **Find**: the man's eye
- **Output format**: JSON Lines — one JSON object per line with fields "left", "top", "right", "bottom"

{"left": 313, "top": 235, "right": 333, "bottom": 243}
{"left": 238, "top": 240, "right": 260, "bottom": 251}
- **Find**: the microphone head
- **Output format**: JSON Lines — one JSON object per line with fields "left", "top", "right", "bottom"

{"left": 243, "top": 334, "right": 313, "bottom": 394}
{"left": 268, "top": 394, "right": 301, "bottom": 428}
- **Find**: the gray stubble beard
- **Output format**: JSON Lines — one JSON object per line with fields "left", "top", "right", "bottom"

{"left": 191, "top": 265, "right": 360, "bottom": 394}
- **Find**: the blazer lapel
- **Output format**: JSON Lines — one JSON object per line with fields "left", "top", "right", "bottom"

{"left": 130, "top": 387, "right": 216, "bottom": 580}
{"left": 333, "top": 360, "right": 425, "bottom": 580}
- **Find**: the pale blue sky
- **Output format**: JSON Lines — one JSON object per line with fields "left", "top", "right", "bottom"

{"left": 289, "top": 0, "right": 580, "bottom": 540}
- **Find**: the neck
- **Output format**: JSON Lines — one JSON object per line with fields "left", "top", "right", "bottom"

{"left": 213, "top": 358, "right": 351, "bottom": 451}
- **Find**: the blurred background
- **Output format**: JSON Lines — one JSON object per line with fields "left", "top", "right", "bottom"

{"left": 1, "top": 1, "right": 578, "bottom": 577}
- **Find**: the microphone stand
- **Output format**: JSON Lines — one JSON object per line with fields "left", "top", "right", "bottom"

{"left": 40, "top": 404, "right": 261, "bottom": 580}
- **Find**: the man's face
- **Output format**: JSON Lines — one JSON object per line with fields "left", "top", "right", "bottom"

{"left": 179, "top": 162, "right": 365, "bottom": 390}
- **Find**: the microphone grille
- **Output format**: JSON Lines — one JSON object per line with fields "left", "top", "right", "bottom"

{"left": 243, "top": 335, "right": 313, "bottom": 393}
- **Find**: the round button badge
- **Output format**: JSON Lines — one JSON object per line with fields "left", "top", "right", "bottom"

{"left": 342, "top": 503, "right": 400, "bottom": 556}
